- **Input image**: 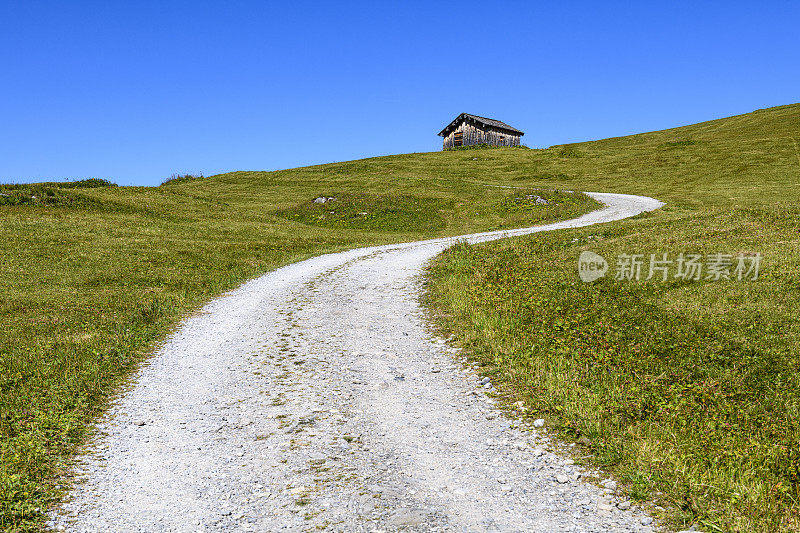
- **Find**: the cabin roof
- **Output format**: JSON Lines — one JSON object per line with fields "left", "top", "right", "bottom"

{"left": 437, "top": 113, "right": 525, "bottom": 137}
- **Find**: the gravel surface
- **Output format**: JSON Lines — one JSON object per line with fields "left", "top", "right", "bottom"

{"left": 51, "top": 192, "right": 664, "bottom": 532}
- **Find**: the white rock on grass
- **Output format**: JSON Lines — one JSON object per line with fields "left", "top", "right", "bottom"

{"left": 601, "top": 479, "right": 617, "bottom": 491}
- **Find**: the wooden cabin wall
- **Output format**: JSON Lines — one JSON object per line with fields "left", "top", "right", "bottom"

{"left": 482, "top": 126, "right": 521, "bottom": 147}
{"left": 442, "top": 126, "right": 457, "bottom": 149}
{"left": 464, "top": 122, "right": 487, "bottom": 145}
{"left": 442, "top": 120, "right": 522, "bottom": 149}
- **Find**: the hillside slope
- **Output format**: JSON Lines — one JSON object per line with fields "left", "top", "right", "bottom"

{"left": 0, "top": 158, "right": 596, "bottom": 530}
{"left": 426, "top": 103, "right": 800, "bottom": 532}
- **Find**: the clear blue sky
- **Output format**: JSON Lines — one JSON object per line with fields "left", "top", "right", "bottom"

{"left": 2, "top": 1, "right": 798, "bottom": 186}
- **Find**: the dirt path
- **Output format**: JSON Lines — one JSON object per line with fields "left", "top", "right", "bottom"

{"left": 52, "top": 192, "right": 663, "bottom": 532}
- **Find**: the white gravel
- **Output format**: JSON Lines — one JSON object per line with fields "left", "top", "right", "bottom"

{"left": 51, "top": 192, "right": 663, "bottom": 532}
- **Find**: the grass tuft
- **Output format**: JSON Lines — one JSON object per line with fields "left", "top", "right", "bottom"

{"left": 275, "top": 193, "right": 451, "bottom": 232}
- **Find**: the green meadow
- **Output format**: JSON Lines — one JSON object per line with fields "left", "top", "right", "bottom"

{"left": 0, "top": 163, "right": 594, "bottom": 530}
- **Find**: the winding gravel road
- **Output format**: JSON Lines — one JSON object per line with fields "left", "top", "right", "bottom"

{"left": 52, "top": 192, "right": 663, "bottom": 532}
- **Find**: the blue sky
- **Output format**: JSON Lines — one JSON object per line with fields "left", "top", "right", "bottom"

{"left": 1, "top": 1, "right": 798, "bottom": 186}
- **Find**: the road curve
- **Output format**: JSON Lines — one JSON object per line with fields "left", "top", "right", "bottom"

{"left": 52, "top": 192, "right": 664, "bottom": 532}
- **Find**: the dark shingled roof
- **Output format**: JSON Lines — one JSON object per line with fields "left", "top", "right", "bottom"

{"left": 438, "top": 113, "right": 525, "bottom": 137}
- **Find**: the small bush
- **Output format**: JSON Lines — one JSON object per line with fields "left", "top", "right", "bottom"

{"left": 48, "top": 179, "right": 117, "bottom": 189}
{"left": 444, "top": 144, "right": 529, "bottom": 151}
{"left": 160, "top": 173, "right": 205, "bottom": 186}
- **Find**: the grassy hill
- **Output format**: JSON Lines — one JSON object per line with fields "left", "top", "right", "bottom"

{"left": 425, "top": 103, "right": 800, "bottom": 532}
{"left": 1, "top": 102, "right": 798, "bottom": 531}
{"left": 0, "top": 162, "right": 596, "bottom": 530}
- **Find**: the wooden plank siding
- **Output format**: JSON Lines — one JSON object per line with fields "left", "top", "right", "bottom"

{"left": 442, "top": 119, "right": 521, "bottom": 149}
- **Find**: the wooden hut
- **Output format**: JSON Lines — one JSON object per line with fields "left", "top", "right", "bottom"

{"left": 438, "top": 113, "right": 524, "bottom": 149}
